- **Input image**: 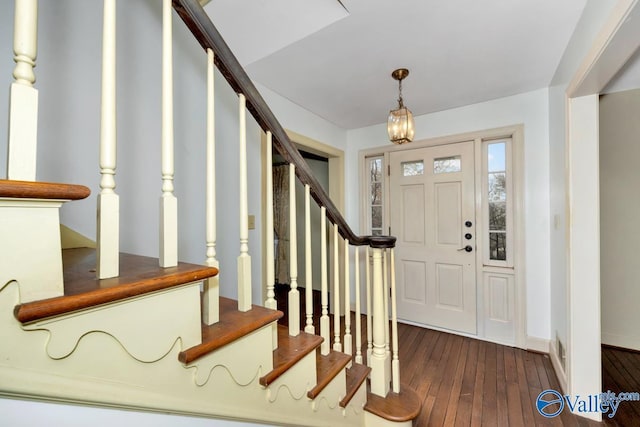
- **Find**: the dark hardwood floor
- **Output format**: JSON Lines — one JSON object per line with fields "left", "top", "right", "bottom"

{"left": 274, "top": 286, "right": 640, "bottom": 425}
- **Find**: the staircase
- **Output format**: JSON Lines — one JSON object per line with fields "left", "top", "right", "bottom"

{"left": 0, "top": 0, "right": 421, "bottom": 426}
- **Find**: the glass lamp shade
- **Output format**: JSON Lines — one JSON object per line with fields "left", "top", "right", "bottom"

{"left": 387, "top": 106, "right": 415, "bottom": 144}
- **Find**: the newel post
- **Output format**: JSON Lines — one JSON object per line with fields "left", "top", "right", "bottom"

{"left": 369, "top": 246, "right": 390, "bottom": 397}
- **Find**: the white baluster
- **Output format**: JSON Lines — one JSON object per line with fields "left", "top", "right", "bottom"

{"left": 160, "top": 0, "right": 177, "bottom": 268}
{"left": 370, "top": 247, "right": 390, "bottom": 397}
{"left": 366, "top": 246, "right": 372, "bottom": 366}
{"left": 355, "top": 246, "right": 363, "bottom": 364}
{"left": 333, "top": 224, "right": 342, "bottom": 352}
{"left": 390, "top": 248, "right": 400, "bottom": 393}
{"left": 265, "top": 131, "right": 276, "bottom": 310}
{"left": 97, "top": 0, "right": 119, "bottom": 279}
{"left": 383, "top": 248, "right": 391, "bottom": 380}
{"left": 8, "top": 0, "right": 39, "bottom": 181}
{"left": 265, "top": 132, "right": 277, "bottom": 349}
{"left": 304, "top": 184, "right": 314, "bottom": 334}
{"left": 288, "top": 163, "right": 300, "bottom": 336}
{"left": 202, "top": 48, "right": 218, "bottom": 325}
{"left": 237, "top": 94, "right": 252, "bottom": 312}
{"left": 343, "top": 239, "right": 352, "bottom": 356}
{"left": 320, "top": 207, "right": 330, "bottom": 355}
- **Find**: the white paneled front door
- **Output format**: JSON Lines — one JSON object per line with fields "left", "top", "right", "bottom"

{"left": 390, "top": 141, "right": 476, "bottom": 334}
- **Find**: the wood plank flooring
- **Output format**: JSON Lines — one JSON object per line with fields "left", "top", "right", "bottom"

{"left": 397, "top": 323, "right": 640, "bottom": 426}
{"left": 275, "top": 286, "right": 640, "bottom": 425}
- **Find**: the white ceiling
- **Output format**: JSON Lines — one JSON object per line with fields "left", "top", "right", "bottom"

{"left": 205, "top": 0, "right": 589, "bottom": 129}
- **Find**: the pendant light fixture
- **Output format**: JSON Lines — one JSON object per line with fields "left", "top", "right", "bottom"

{"left": 387, "top": 68, "right": 415, "bottom": 144}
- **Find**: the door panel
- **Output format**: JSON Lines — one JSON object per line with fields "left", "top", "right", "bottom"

{"left": 390, "top": 141, "right": 476, "bottom": 334}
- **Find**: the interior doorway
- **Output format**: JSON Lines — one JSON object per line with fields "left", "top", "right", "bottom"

{"left": 260, "top": 130, "right": 345, "bottom": 309}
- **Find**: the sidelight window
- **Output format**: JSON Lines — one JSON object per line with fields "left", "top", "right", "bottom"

{"left": 484, "top": 139, "right": 512, "bottom": 267}
{"left": 367, "top": 156, "right": 384, "bottom": 236}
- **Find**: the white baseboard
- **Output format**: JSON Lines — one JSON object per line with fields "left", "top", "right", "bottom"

{"left": 549, "top": 341, "right": 567, "bottom": 394}
{"left": 601, "top": 332, "right": 640, "bottom": 352}
{"left": 525, "top": 336, "right": 549, "bottom": 354}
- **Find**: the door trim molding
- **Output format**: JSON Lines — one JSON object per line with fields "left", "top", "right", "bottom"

{"left": 359, "top": 124, "right": 526, "bottom": 348}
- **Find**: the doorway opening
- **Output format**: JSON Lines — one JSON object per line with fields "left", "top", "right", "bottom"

{"left": 261, "top": 130, "right": 345, "bottom": 327}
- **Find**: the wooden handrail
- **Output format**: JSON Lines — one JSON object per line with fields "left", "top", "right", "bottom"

{"left": 172, "top": 0, "right": 395, "bottom": 248}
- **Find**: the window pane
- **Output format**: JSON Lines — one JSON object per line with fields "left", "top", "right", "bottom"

{"left": 488, "top": 172, "right": 506, "bottom": 202}
{"left": 371, "top": 206, "right": 382, "bottom": 228}
{"left": 489, "top": 202, "right": 506, "bottom": 230}
{"left": 489, "top": 232, "right": 507, "bottom": 261}
{"left": 488, "top": 142, "right": 506, "bottom": 172}
{"left": 434, "top": 156, "right": 461, "bottom": 174}
{"left": 372, "top": 229, "right": 383, "bottom": 236}
{"left": 371, "top": 182, "right": 382, "bottom": 205}
{"left": 402, "top": 160, "right": 424, "bottom": 176}
{"left": 370, "top": 158, "right": 382, "bottom": 182}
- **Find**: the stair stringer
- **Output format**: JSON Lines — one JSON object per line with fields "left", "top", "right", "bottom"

{"left": 20, "top": 282, "right": 203, "bottom": 361}
{"left": 0, "top": 281, "right": 365, "bottom": 427}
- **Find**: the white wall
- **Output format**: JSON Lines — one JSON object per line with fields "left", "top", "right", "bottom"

{"left": 346, "top": 88, "right": 551, "bottom": 341}
{"left": 599, "top": 88, "right": 640, "bottom": 351}
{"left": 547, "top": 0, "right": 617, "bottom": 362}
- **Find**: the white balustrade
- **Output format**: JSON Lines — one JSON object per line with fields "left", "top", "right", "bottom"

{"left": 343, "top": 239, "right": 352, "bottom": 356}
{"left": 203, "top": 48, "right": 219, "bottom": 325}
{"left": 160, "top": 0, "right": 178, "bottom": 268}
{"left": 333, "top": 224, "right": 341, "bottom": 352}
{"left": 237, "top": 94, "right": 252, "bottom": 312}
{"left": 8, "top": 0, "right": 39, "bottom": 181}
{"left": 320, "top": 207, "right": 330, "bottom": 355}
{"left": 390, "top": 248, "right": 400, "bottom": 392}
{"left": 304, "top": 184, "right": 314, "bottom": 334}
{"left": 288, "top": 163, "right": 300, "bottom": 336}
{"left": 355, "top": 246, "right": 363, "bottom": 364}
{"left": 370, "top": 247, "right": 390, "bottom": 397}
{"left": 97, "top": 0, "right": 119, "bottom": 279}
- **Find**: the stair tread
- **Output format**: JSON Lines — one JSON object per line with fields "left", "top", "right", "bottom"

{"left": 307, "top": 350, "right": 351, "bottom": 399}
{"left": 260, "top": 325, "right": 323, "bottom": 387}
{"left": 14, "top": 248, "right": 219, "bottom": 323}
{"left": 364, "top": 385, "right": 422, "bottom": 423}
{"left": 179, "top": 297, "right": 283, "bottom": 364}
{"left": 0, "top": 179, "right": 90, "bottom": 200}
{"left": 339, "top": 362, "right": 371, "bottom": 408}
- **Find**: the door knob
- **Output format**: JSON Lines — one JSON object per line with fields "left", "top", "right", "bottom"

{"left": 465, "top": 233, "right": 472, "bottom": 240}
{"left": 465, "top": 221, "right": 473, "bottom": 227}
{"left": 457, "top": 245, "right": 473, "bottom": 253}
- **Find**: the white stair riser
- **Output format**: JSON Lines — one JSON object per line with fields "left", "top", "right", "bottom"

{"left": 0, "top": 199, "right": 65, "bottom": 302}
{"left": 264, "top": 350, "right": 317, "bottom": 402}
{"left": 186, "top": 324, "right": 274, "bottom": 386}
